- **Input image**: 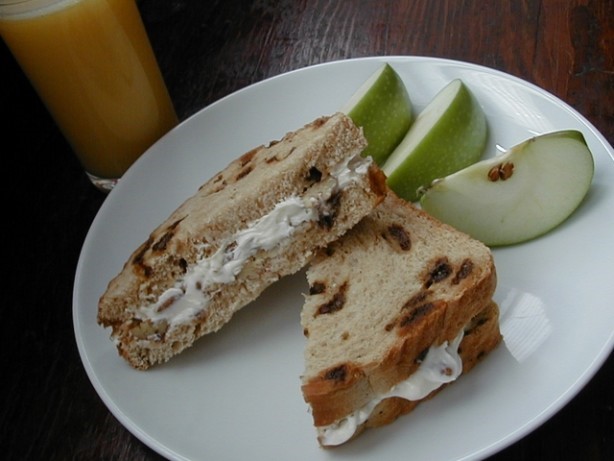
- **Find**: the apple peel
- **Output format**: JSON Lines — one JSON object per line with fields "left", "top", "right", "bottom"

{"left": 383, "top": 79, "right": 488, "bottom": 202}
{"left": 341, "top": 63, "right": 413, "bottom": 166}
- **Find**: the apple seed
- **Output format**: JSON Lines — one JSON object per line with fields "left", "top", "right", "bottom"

{"left": 487, "top": 161, "right": 514, "bottom": 181}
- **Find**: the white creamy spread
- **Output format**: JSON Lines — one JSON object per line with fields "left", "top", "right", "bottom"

{"left": 317, "top": 331, "right": 464, "bottom": 446}
{"left": 135, "top": 153, "right": 372, "bottom": 329}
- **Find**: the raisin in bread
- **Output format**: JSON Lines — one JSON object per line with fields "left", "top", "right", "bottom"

{"left": 98, "top": 113, "right": 387, "bottom": 370}
{"left": 301, "top": 190, "right": 501, "bottom": 446}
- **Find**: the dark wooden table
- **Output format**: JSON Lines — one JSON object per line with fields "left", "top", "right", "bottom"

{"left": 2, "top": 1, "right": 612, "bottom": 459}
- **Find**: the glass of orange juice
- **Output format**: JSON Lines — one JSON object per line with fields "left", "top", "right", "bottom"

{"left": 0, "top": 0, "right": 178, "bottom": 192}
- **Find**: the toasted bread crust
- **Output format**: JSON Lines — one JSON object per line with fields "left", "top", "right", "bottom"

{"left": 98, "top": 113, "right": 386, "bottom": 369}
{"left": 358, "top": 301, "right": 501, "bottom": 435}
{"left": 301, "top": 191, "right": 500, "bottom": 438}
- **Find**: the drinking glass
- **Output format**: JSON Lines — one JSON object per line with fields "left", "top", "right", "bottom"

{"left": 0, "top": 0, "right": 178, "bottom": 191}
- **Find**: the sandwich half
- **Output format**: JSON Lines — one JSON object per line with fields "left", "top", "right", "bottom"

{"left": 301, "top": 190, "right": 501, "bottom": 446}
{"left": 98, "top": 113, "right": 387, "bottom": 370}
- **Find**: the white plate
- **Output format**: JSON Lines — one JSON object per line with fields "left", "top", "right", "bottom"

{"left": 74, "top": 56, "right": 614, "bottom": 461}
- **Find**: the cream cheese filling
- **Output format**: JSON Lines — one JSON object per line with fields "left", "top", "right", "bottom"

{"left": 133, "top": 153, "right": 372, "bottom": 330}
{"left": 317, "top": 330, "right": 464, "bottom": 446}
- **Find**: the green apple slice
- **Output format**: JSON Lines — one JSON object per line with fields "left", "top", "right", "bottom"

{"left": 341, "top": 63, "right": 413, "bottom": 165}
{"left": 420, "top": 130, "right": 595, "bottom": 246}
{"left": 382, "top": 79, "right": 488, "bottom": 202}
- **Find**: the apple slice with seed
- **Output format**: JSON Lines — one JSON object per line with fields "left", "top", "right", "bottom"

{"left": 341, "top": 63, "right": 413, "bottom": 165}
{"left": 420, "top": 130, "right": 595, "bottom": 246}
{"left": 383, "top": 79, "right": 488, "bottom": 202}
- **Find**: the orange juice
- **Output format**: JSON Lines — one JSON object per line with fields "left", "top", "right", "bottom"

{"left": 0, "top": 0, "right": 178, "bottom": 183}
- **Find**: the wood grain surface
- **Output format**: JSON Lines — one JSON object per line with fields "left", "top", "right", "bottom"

{"left": 1, "top": 1, "right": 612, "bottom": 459}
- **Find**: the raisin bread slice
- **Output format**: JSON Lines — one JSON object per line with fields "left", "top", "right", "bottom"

{"left": 301, "top": 190, "right": 501, "bottom": 446}
{"left": 98, "top": 113, "right": 387, "bottom": 370}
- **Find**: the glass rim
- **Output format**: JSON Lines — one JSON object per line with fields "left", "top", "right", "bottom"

{"left": 0, "top": 0, "right": 74, "bottom": 16}
{"left": 0, "top": 0, "right": 68, "bottom": 4}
